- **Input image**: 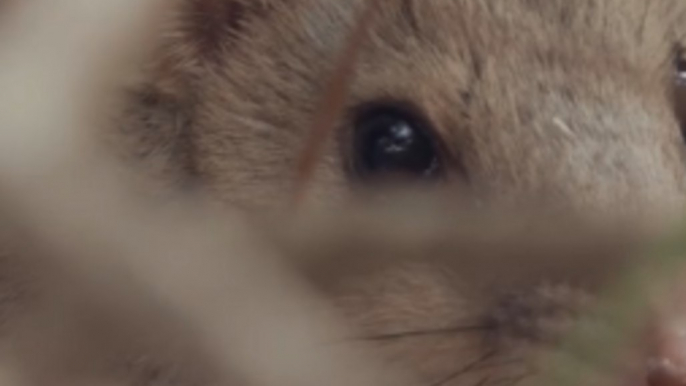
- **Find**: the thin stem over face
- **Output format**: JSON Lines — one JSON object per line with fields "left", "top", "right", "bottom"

{"left": 293, "top": 0, "right": 382, "bottom": 206}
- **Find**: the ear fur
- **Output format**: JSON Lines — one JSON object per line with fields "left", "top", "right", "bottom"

{"left": 180, "top": 0, "right": 275, "bottom": 61}
{"left": 113, "top": 0, "right": 275, "bottom": 187}
{"left": 155, "top": 0, "right": 276, "bottom": 84}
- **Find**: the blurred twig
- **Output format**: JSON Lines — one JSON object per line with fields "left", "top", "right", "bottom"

{"left": 293, "top": 0, "right": 381, "bottom": 206}
{"left": 0, "top": 1, "right": 407, "bottom": 386}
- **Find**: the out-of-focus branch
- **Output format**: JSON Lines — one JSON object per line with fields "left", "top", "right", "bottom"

{"left": 0, "top": 1, "right": 408, "bottom": 386}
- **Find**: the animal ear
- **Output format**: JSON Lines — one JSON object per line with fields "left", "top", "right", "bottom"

{"left": 124, "top": 0, "right": 274, "bottom": 112}
{"left": 143, "top": 0, "right": 275, "bottom": 94}
{"left": 111, "top": 0, "right": 277, "bottom": 187}
{"left": 178, "top": 0, "right": 275, "bottom": 60}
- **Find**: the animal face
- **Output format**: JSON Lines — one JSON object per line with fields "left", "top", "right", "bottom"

{"left": 114, "top": 1, "right": 686, "bottom": 385}
{"left": 137, "top": 0, "right": 686, "bottom": 219}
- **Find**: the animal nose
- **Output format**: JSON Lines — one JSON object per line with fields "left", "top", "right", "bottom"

{"left": 647, "top": 358, "right": 686, "bottom": 386}
{"left": 647, "top": 319, "right": 686, "bottom": 386}
{"left": 645, "top": 275, "right": 686, "bottom": 386}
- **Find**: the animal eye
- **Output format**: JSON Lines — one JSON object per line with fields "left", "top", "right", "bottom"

{"left": 352, "top": 105, "right": 442, "bottom": 181}
{"left": 674, "top": 48, "right": 686, "bottom": 136}
{"left": 676, "top": 53, "right": 686, "bottom": 84}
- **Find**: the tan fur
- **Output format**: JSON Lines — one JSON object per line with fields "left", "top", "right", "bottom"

{"left": 117, "top": 0, "right": 686, "bottom": 214}
{"left": 109, "top": 1, "right": 686, "bottom": 385}
{"left": 4, "top": 1, "right": 686, "bottom": 386}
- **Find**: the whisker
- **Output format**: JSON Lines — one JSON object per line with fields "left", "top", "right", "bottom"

{"left": 359, "top": 324, "right": 494, "bottom": 341}
{"left": 426, "top": 350, "right": 497, "bottom": 386}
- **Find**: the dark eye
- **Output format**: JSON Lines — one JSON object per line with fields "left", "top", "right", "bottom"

{"left": 674, "top": 48, "right": 686, "bottom": 136}
{"left": 352, "top": 106, "right": 442, "bottom": 181}
{"left": 676, "top": 52, "right": 686, "bottom": 83}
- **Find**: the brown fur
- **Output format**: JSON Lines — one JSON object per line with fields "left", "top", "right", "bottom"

{"left": 108, "top": 0, "right": 686, "bottom": 385}
{"left": 118, "top": 0, "right": 686, "bottom": 214}
{"left": 5, "top": 1, "right": 686, "bottom": 386}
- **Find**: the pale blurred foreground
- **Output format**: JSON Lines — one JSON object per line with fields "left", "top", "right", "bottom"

{"left": 0, "top": 2, "right": 683, "bottom": 386}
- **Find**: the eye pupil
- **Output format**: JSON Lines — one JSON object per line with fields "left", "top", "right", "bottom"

{"left": 377, "top": 123, "right": 413, "bottom": 154}
{"left": 354, "top": 107, "right": 440, "bottom": 180}
{"left": 369, "top": 121, "right": 422, "bottom": 166}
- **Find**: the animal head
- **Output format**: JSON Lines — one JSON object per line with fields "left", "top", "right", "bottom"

{"left": 111, "top": 1, "right": 686, "bottom": 385}
{"left": 122, "top": 0, "right": 686, "bottom": 218}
